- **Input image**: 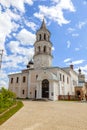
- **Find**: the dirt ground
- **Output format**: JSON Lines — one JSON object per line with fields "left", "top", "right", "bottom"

{"left": 0, "top": 101, "right": 87, "bottom": 130}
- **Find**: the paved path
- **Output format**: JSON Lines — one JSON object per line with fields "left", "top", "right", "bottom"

{"left": 0, "top": 101, "right": 87, "bottom": 130}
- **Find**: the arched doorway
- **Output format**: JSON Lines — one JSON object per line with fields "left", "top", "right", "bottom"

{"left": 42, "top": 79, "right": 49, "bottom": 98}
{"left": 76, "top": 90, "right": 81, "bottom": 99}
{"left": 35, "top": 90, "right": 37, "bottom": 99}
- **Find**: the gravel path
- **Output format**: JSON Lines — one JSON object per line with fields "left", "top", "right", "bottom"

{"left": 0, "top": 101, "right": 87, "bottom": 130}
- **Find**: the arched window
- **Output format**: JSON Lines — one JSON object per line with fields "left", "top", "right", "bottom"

{"left": 11, "top": 78, "right": 13, "bottom": 83}
{"left": 22, "top": 90, "right": 25, "bottom": 94}
{"left": 36, "top": 75, "right": 38, "bottom": 79}
{"left": 60, "top": 74, "right": 62, "bottom": 81}
{"left": 67, "top": 77, "right": 69, "bottom": 84}
{"left": 49, "top": 47, "right": 51, "bottom": 54}
{"left": 23, "top": 76, "right": 26, "bottom": 83}
{"left": 44, "top": 34, "right": 46, "bottom": 40}
{"left": 39, "top": 34, "right": 41, "bottom": 40}
{"left": 48, "top": 35, "right": 49, "bottom": 41}
{"left": 16, "top": 77, "right": 19, "bottom": 83}
{"left": 38, "top": 46, "right": 40, "bottom": 52}
{"left": 63, "top": 75, "right": 65, "bottom": 82}
{"left": 44, "top": 46, "right": 46, "bottom": 52}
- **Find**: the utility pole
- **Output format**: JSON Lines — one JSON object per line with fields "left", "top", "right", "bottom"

{"left": 0, "top": 50, "right": 3, "bottom": 70}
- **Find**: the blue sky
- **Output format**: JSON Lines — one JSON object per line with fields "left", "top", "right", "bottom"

{"left": 0, "top": 0, "right": 87, "bottom": 88}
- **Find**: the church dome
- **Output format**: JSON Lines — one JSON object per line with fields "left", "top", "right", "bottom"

{"left": 29, "top": 60, "right": 34, "bottom": 65}
{"left": 78, "top": 68, "right": 81, "bottom": 74}
{"left": 26, "top": 60, "right": 34, "bottom": 68}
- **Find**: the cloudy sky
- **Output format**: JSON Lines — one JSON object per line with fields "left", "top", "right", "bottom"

{"left": 0, "top": 0, "right": 87, "bottom": 88}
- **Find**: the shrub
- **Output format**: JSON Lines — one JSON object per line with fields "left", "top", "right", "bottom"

{"left": 0, "top": 87, "right": 16, "bottom": 110}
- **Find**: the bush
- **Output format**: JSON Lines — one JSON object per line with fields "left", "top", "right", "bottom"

{"left": 0, "top": 87, "right": 16, "bottom": 111}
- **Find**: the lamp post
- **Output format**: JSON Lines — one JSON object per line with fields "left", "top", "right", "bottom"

{"left": 0, "top": 50, "right": 3, "bottom": 70}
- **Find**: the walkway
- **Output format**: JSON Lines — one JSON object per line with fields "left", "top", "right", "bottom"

{"left": 0, "top": 101, "right": 87, "bottom": 130}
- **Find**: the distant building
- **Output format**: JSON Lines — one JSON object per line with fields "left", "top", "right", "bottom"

{"left": 8, "top": 20, "right": 87, "bottom": 101}
{"left": 75, "top": 68, "right": 87, "bottom": 100}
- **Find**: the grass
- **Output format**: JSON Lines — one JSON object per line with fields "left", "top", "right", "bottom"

{"left": 0, "top": 101, "right": 23, "bottom": 125}
{"left": 0, "top": 101, "right": 16, "bottom": 114}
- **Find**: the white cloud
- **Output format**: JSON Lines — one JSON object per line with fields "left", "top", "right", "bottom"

{"left": 2, "top": 54, "right": 26, "bottom": 70}
{"left": 64, "top": 58, "right": 71, "bottom": 63}
{"left": 83, "top": 0, "right": 87, "bottom": 5}
{"left": 65, "top": 60, "right": 85, "bottom": 66}
{"left": 78, "top": 65, "right": 87, "bottom": 72}
{"left": 75, "top": 48, "right": 80, "bottom": 51}
{"left": 72, "top": 60, "right": 85, "bottom": 65}
{"left": 0, "top": 0, "right": 33, "bottom": 12}
{"left": 0, "top": 70, "right": 8, "bottom": 88}
{"left": 51, "top": 0, "right": 60, "bottom": 3}
{"left": 17, "top": 29, "right": 36, "bottom": 45}
{"left": 52, "top": 0, "right": 75, "bottom": 11}
{"left": 0, "top": 0, "right": 34, "bottom": 50}
{"left": 0, "top": 8, "right": 21, "bottom": 50}
{"left": 8, "top": 41, "right": 34, "bottom": 57}
{"left": 6, "top": 9, "right": 21, "bottom": 20}
{"left": 67, "top": 40, "right": 71, "bottom": 48}
{"left": 52, "top": 47, "right": 55, "bottom": 51}
{"left": 34, "top": 13, "right": 44, "bottom": 21}
{"left": 34, "top": 0, "right": 75, "bottom": 26}
{"left": 1, "top": 40, "right": 34, "bottom": 72}
{"left": 25, "top": 21, "right": 37, "bottom": 31}
{"left": 67, "top": 27, "right": 75, "bottom": 33}
{"left": 0, "top": 11, "right": 13, "bottom": 49}
{"left": 77, "top": 21, "right": 87, "bottom": 29}
{"left": 72, "top": 33, "right": 79, "bottom": 37}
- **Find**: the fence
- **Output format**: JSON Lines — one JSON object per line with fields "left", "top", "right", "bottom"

{"left": 58, "top": 95, "right": 81, "bottom": 101}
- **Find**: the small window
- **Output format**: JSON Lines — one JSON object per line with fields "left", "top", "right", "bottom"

{"left": 11, "top": 78, "right": 13, "bottom": 83}
{"left": 48, "top": 35, "right": 49, "bottom": 41}
{"left": 22, "top": 90, "right": 25, "bottom": 94}
{"left": 49, "top": 47, "right": 51, "bottom": 54}
{"left": 44, "top": 46, "right": 46, "bottom": 52}
{"left": 38, "top": 46, "right": 40, "bottom": 52}
{"left": 44, "top": 34, "right": 46, "bottom": 40}
{"left": 67, "top": 77, "right": 69, "bottom": 84}
{"left": 16, "top": 77, "right": 19, "bottom": 83}
{"left": 23, "top": 76, "right": 26, "bottom": 83}
{"left": 36, "top": 75, "right": 38, "bottom": 79}
{"left": 39, "top": 34, "right": 41, "bottom": 40}
{"left": 63, "top": 75, "right": 65, "bottom": 82}
{"left": 60, "top": 74, "right": 62, "bottom": 81}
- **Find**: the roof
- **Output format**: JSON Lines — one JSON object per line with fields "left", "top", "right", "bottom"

{"left": 36, "top": 19, "right": 50, "bottom": 34}
{"left": 62, "top": 67, "right": 78, "bottom": 76}
{"left": 40, "top": 19, "right": 46, "bottom": 29}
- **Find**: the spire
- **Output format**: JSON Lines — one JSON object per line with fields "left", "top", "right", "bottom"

{"left": 40, "top": 19, "right": 46, "bottom": 29}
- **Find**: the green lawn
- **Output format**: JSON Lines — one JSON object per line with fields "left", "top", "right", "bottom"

{"left": 0, "top": 101, "right": 23, "bottom": 125}
{"left": 0, "top": 101, "right": 16, "bottom": 114}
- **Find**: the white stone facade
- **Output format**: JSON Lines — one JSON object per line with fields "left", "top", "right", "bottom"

{"left": 8, "top": 20, "right": 79, "bottom": 101}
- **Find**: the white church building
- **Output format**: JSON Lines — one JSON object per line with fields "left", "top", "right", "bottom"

{"left": 8, "top": 20, "right": 81, "bottom": 101}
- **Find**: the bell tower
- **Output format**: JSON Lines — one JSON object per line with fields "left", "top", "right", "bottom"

{"left": 33, "top": 19, "right": 53, "bottom": 68}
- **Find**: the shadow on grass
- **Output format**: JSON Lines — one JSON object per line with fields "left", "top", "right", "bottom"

{"left": 0, "top": 101, "right": 23, "bottom": 125}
